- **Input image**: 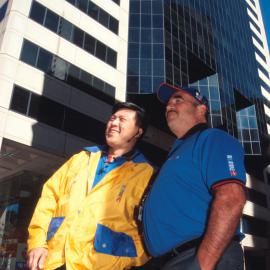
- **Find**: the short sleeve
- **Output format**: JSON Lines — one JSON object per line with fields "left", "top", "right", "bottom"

{"left": 201, "top": 130, "right": 246, "bottom": 190}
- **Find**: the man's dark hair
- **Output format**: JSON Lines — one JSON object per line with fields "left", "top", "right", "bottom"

{"left": 112, "top": 102, "right": 148, "bottom": 136}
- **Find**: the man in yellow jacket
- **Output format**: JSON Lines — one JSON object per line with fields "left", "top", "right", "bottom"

{"left": 27, "top": 102, "right": 154, "bottom": 270}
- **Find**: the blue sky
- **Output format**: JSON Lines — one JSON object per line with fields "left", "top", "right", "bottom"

{"left": 260, "top": 0, "right": 270, "bottom": 48}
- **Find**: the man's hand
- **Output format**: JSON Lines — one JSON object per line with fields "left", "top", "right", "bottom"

{"left": 27, "top": 247, "right": 48, "bottom": 270}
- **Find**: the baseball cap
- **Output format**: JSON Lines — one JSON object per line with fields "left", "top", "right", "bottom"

{"left": 157, "top": 82, "right": 209, "bottom": 108}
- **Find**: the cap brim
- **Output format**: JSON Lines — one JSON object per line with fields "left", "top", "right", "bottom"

{"left": 157, "top": 83, "right": 182, "bottom": 104}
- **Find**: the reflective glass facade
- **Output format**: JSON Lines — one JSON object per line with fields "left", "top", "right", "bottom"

{"left": 127, "top": 0, "right": 268, "bottom": 156}
{"left": 127, "top": 0, "right": 165, "bottom": 93}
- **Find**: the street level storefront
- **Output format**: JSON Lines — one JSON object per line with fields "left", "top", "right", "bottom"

{"left": 0, "top": 139, "right": 63, "bottom": 270}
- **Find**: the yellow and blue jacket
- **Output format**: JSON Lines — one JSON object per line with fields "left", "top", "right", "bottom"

{"left": 28, "top": 146, "right": 154, "bottom": 270}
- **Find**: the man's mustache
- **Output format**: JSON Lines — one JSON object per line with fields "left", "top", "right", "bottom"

{"left": 166, "top": 109, "right": 177, "bottom": 118}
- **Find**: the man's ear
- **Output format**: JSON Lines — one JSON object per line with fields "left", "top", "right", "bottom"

{"left": 135, "top": 128, "right": 143, "bottom": 138}
{"left": 197, "top": 104, "right": 208, "bottom": 116}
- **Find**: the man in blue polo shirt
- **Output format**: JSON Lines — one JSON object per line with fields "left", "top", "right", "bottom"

{"left": 142, "top": 83, "right": 246, "bottom": 270}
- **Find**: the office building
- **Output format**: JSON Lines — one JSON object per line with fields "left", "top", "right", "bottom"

{"left": 126, "top": 0, "right": 270, "bottom": 269}
{"left": 0, "top": 0, "right": 129, "bottom": 268}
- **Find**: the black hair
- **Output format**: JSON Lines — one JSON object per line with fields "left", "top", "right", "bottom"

{"left": 112, "top": 102, "right": 148, "bottom": 136}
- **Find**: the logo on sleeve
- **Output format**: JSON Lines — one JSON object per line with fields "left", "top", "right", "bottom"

{"left": 227, "top": 155, "right": 237, "bottom": 176}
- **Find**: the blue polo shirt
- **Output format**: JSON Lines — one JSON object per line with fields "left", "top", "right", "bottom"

{"left": 143, "top": 125, "right": 246, "bottom": 257}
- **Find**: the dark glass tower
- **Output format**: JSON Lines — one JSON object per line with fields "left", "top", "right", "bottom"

{"left": 127, "top": 2, "right": 270, "bottom": 269}
{"left": 127, "top": 0, "right": 268, "bottom": 160}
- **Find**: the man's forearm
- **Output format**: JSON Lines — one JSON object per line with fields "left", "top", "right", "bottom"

{"left": 197, "top": 183, "right": 246, "bottom": 270}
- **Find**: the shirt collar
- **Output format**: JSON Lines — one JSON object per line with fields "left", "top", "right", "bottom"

{"left": 169, "top": 123, "right": 208, "bottom": 157}
{"left": 180, "top": 123, "right": 208, "bottom": 140}
{"left": 101, "top": 145, "right": 138, "bottom": 161}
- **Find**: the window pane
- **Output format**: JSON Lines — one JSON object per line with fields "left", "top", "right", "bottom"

{"left": 51, "top": 56, "right": 67, "bottom": 81}
{"left": 93, "top": 77, "right": 104, "bottom": 91}
{"left": 140, "top": 76, "right": 152, "bottom": 93}
{"left": 99, "top": 9, "right": 109, "bottom": 27}
{"left": 77, "top": 0, "right": 88, "bottom": 12}
{"left": 153, "top": 15, "right": 163, "bottom": 28}
{"left": 106, "top": 48, "right": 117, "bottom": 67}
{"left": 20, "top": 40, "right": 39, "bottom": 66}
{"left": 0, "top": 1, "right": 8, "bottom": 22}
{"left": 95, "top": 41, "right": 106, "bottom": 61}
{"left": 127, "top": 76, "right": 139, "bottom": 93}
{"left": 10, "top": 86, "right": 30, "bottom": 114}
{"left": 111, "top": 0, "right": 120, "bottom": 4}
{"left": 129, "top": 28, "right": 139, "bottom": 42}
{"left": 141, "top": 1, "right": 151, "bottom": 14}
{"left": 130, "top": 1, "right": 140, "bottom": 13}
{"left": 73, "top": 28, "right": 84, "bottom": 47}
{"left": 209, "top": 86, "right": 220, "bottom": 100}
{"left": 153, "top": 44, "right": 164, "bottom": 59}
{"left": 210, "top": 101, "right": 220, "bottom": 114}
{"left": 104, "top": 83, "right": 115, "bottom": 97}
{"left": 141, "top": 44, "right": 151, "bottom": 59}
{"left": 44, "top": 9, "right": 59, "bottom": 33}
{"left": 128, "top": 43, "right": 139, "bottom": 58}
{"left": 88, "top": 2, "right": 99, "bottom": 20}
{"left": 141, "top": 14, "right": 151, "bottom": 28}
{"left": 252, "top": 142, "right": 261, "bottom": 154}
{"left": 141, "top": 29, "right": 151, "bottom": 43}
{"left": 242, "top": 129, "right": 250, "bottom": 141}
{"left": 152, "top": 0, "right": 163, "bottom": 14}
{"left": 29, "top": 1, "right": 46, "bottom": 25}
{"left": 140, "top": 59, "right": 152, "bottom": 75}
{"left": 240, "top": 116, "right": 249, "bottom": 128}
{"left": 80, "top": 70, "right": 92, "bottom": 88}
{"left": 244, "top": 142, "right": 252, "bottom": 155}
{"left": 66, "top": 0, "right": 76, "bottom": 4}
{"left": 250, "top": 129, "right": 259, "bottom": 141}
{"left": 58, "top": 18, "right": 73, "bottom": 41}
{"left": 153, "top": 60, "right": 164, "bottom": 76}
{"left": 247, "top": 106, "right": 256, "bottom": 116}
{"left": 248, "top": 117, "right": 258, "bottom": 128}
{"left": 67, "top": 64, "right": 80, "bottom": 86}
{"left": 108, "top": 16, "right": 118, "bottom": 34}
{"left": 28, "top": 93, "right": 41, "bottom": 119}
{"left": 153, "top": 77, "right": 163, "bottom": 92}
{"left": 129, "top": 14, "right": 140, "bottom": 28}
{"left": 37, "top": 49, "right": 52, "bottom": 72}
{"left": 128, "top": 59, "right": 139, "bottom": 76}
{"left": 211, "top": 115, "right": 222, "bottom": 128}
{"left": 84, "top": 34, "right": 95, "bottom": 54}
